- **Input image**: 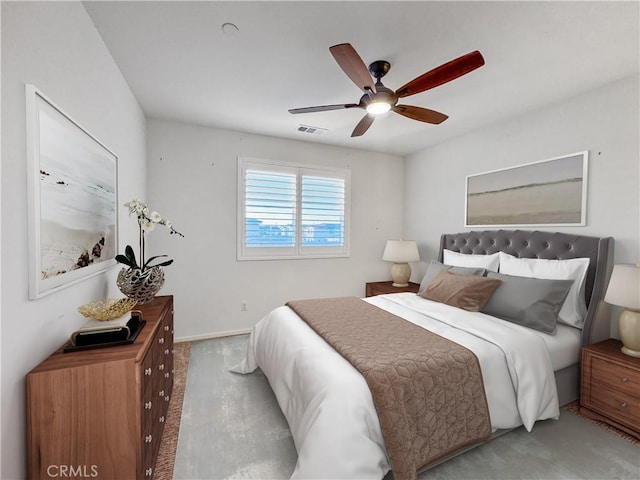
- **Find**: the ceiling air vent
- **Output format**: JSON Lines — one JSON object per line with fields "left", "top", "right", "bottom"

{"left": 297, "top": 125, "right": 327, "bottom": 135}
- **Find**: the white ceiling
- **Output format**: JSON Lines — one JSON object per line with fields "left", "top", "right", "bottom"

{"left": 84, "top": 1, "right": 639, "bottom": 156}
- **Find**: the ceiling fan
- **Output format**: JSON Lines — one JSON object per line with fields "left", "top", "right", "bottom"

{"left": 289, "top": 43, "right": 485, "bottom": 137}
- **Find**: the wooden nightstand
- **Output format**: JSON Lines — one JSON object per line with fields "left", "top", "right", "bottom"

{"left": 365, "top": 281, "right": 420, "bottom": 297}
{"left": 580, "top": 339, "right": 640, "bottom": 439}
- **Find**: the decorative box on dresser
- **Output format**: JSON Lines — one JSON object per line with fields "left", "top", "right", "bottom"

{"left": 27, "top": 295, "right": 174, "bottom": 479}
{"left": 580, "top": 338, "right": 640, "bottom": 439}
{"left": 365, "top": 280, "right": 420, "bottom": 297}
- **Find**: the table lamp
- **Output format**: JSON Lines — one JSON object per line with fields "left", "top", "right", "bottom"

{"left": 382, "top": 240, "right": 420, "bottom": 287}
{"left": 604, "top": 263, "right": 640, "bottom": 357}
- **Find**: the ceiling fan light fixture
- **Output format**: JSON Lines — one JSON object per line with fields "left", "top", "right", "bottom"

{"left": 366, "top": 101, "right": 391, "bottom": 115}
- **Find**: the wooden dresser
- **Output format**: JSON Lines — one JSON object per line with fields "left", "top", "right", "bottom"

{"left": 580, "top": 338, "right": 640, "bottom": 439}
{"left": 365, "top": 281, "right": 420, "bottom": 297}
{"left": 27, "top": 295, "right": 174, "bottom": 479}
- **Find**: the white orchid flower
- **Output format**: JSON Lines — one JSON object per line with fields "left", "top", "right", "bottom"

{"left": 117, "top": 199, "right": 183, "bottom": 273}
{"left": 141, "top": 220, "right": 155, "bottom": 232}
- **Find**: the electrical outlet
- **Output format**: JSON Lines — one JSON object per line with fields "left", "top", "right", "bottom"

{"left": 241, "top": 300, "right": 248, "bottom": 312}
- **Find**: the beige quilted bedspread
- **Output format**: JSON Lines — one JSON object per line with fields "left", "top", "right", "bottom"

{"left": 286, "top": 297, "right": 491, "bottom": 480}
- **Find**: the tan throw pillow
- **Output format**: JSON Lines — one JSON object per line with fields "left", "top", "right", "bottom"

{"left": 419, "top": 270, "right": 501, "bottom": 312}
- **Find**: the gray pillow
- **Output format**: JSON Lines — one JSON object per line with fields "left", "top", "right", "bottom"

{"left": 481, "top": 272, "right": 574, "bottom": 334}
{"left": 418, "top": 260, "right": 486, "bottom": 293}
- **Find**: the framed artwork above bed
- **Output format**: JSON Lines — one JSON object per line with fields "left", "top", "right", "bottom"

{"left": 26, "top": 85, "right": 118, "bottom": 299}
{"left": 465, "top": 152, "right": 588, "bottom": 227}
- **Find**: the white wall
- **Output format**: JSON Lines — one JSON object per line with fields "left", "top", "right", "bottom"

{"left": 1, "top": 3, "right": 147, "bottom": 478}
{"left": 404, "top": 75, "right": 640, "bottom": 284}
{"left": 146, "top": 119, "right": 405, "bottom": 341}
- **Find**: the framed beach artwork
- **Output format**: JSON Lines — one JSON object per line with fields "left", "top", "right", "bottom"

{"left": 26, "top": 85, "right": 118, "bottom": 299}
{"left": 465, "top": 152, "right": 588, "bottom": 227}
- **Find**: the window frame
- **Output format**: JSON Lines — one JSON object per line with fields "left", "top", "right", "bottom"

{"left": 237, "top": 157, "right": 351, "bottom": 260}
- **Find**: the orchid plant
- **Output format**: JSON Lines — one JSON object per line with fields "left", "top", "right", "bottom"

{"left": 116, "top": 199, "right": 184, "bottom": 272}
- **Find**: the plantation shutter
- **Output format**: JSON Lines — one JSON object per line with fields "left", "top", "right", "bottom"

{"left": 300, "top": 169, "right": 347, "bottom": 255}
{"left": 238, "top": 158, "right": 350, "bottom": 260}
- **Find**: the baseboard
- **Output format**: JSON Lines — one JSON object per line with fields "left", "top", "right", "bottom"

{"left": 175, "top": 328, "right": 251, "bottom": 343}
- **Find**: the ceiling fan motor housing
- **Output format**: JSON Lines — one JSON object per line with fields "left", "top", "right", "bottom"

{"left": 362, "top": 85, "right": 397, "bottom": 111}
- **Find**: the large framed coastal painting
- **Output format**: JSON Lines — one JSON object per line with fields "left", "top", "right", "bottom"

{"left": 465, "top": 152, "right": 588, "bottom": 227}
{"left": 26, "top": 85, "right": 118, "bottom": 299}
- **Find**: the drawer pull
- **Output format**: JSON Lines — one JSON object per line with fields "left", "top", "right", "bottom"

{"left": 165, "top": 372, "right": 170, "bottom": 379}
{"left": 145, "top": 401, "right": 152, "bottom": 410}
{"left": 145, "top": 434, "right": 152, "bottom": 443}
{"left": 165, "top": 349, "right": 170, "bottom": 355}
{"left": 159, "top": 416, "right": 165, "bottom": 423}
{"left": 165, "top": 396, "right": 170, "bottom": 402}
{"left": 621, "top": 376, "right": 629, "bottom": 383}
{"left": 159, "top": 390, "right": 165, "bottom": 397}
{"left": 159, "top": 364, "right": 165, "bottom": 371}
{"left": 164, "top": 325, "right": 170, "bottom": 331}
{"left": 144, "top": 368, "right": 152, "bottom": 376}
{"left": 159, "top": 338, "right": 165, "bottom": 344}
{"left": 619, "top": 402, "right": 628, "bottom": 409}
{"left": 145, "top": 467, "right": 153, "bottom": 477}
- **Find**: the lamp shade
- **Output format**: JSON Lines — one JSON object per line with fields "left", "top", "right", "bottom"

{"left": 382, "top": 240, "right": 420, "bottom": 263}
{"left": 604, "top": 264, "right": 640, "bottom": 310}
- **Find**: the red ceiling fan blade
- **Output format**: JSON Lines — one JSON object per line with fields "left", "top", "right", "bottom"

{"left": 351, "top": 114, "right": 375, "bottom": 137}
{"left": 395, "top": 51, "right": 485, "bottom": 98}
{"left": 289, "top": 104, "right": 359, "bottom": 114}
{"left": 393, "top": 105, "right": 448, "bottom": 124}
{"left": 330, "top": 43, "right": 377, "bottom": 93}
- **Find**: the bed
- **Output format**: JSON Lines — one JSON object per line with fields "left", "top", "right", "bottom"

{"left": 232, "top": 230, "right": 613, "bottom": 480}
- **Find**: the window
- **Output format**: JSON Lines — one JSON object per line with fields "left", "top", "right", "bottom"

{"left": 238, "top": 157, "right": 350, "bottom": 259}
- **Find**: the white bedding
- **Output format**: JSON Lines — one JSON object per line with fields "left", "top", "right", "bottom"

{"left": 232, "top": 293, "right": 566, "bottom": 479}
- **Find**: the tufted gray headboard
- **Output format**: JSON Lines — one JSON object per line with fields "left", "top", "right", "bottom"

{"left": 438, "top": 230, "right": 614, "bottom": 346}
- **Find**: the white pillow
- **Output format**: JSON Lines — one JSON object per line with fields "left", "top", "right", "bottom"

{"left": 498, "top": 252, "right": 590, "bottom": 329}
{"left": 443, "top": 250, "right": 500, "bottom": 272}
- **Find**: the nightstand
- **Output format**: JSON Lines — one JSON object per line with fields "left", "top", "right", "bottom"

{"left": 365, "top": 281, "right": 420, "bottom": 297}
{"left": 580, "top": 339, "right": 640, "bottom": 439}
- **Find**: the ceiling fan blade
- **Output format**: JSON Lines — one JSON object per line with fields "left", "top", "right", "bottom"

{"left": 351, "top": 114, "right": 375, "bottom": 137}
{"left": 393, "top": 105, "right": 448, "bottom": 124}
{"left": 395, "top": 50, "right": 485, "bottom": 98}
{"left": 330, "top": 43, "right": 377, "bottom": 93}
{"left": 289, "top": 103, "right": 359, "bottom": 114}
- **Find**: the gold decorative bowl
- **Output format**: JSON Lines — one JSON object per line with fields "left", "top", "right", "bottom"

{"left": 78, "top": 298, "right": 138, "bottom": 321}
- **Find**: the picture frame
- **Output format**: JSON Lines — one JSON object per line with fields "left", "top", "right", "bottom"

{"left": 465, "top": 151, "right": 588, "bottom": 227}
{"left": 26, "top": 85, "right": 118, "bottom": 299}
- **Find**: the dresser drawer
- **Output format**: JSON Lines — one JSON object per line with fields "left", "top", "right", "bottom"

{"left": 587, "top": 381, "right": 640, "bottom": 431}
{"left": 581, "top": 339, "right": 640, "bottom": 439}
{"left": 590, "top": 356, "right": 640, "bottom": 398}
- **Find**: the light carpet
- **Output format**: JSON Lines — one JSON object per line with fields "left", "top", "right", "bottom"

{"left": 169, "top": 335, "right": 639, "bottom": 479}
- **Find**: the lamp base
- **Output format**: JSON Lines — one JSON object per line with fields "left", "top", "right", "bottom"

{"left": 621, "top": 346, "right": 640, "bottom": 358}
{"left": 619, "top": 308, "right": 640, "bottom": 357}
{"left": 390, "top": 262, "right": 411, "bottom": 288}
